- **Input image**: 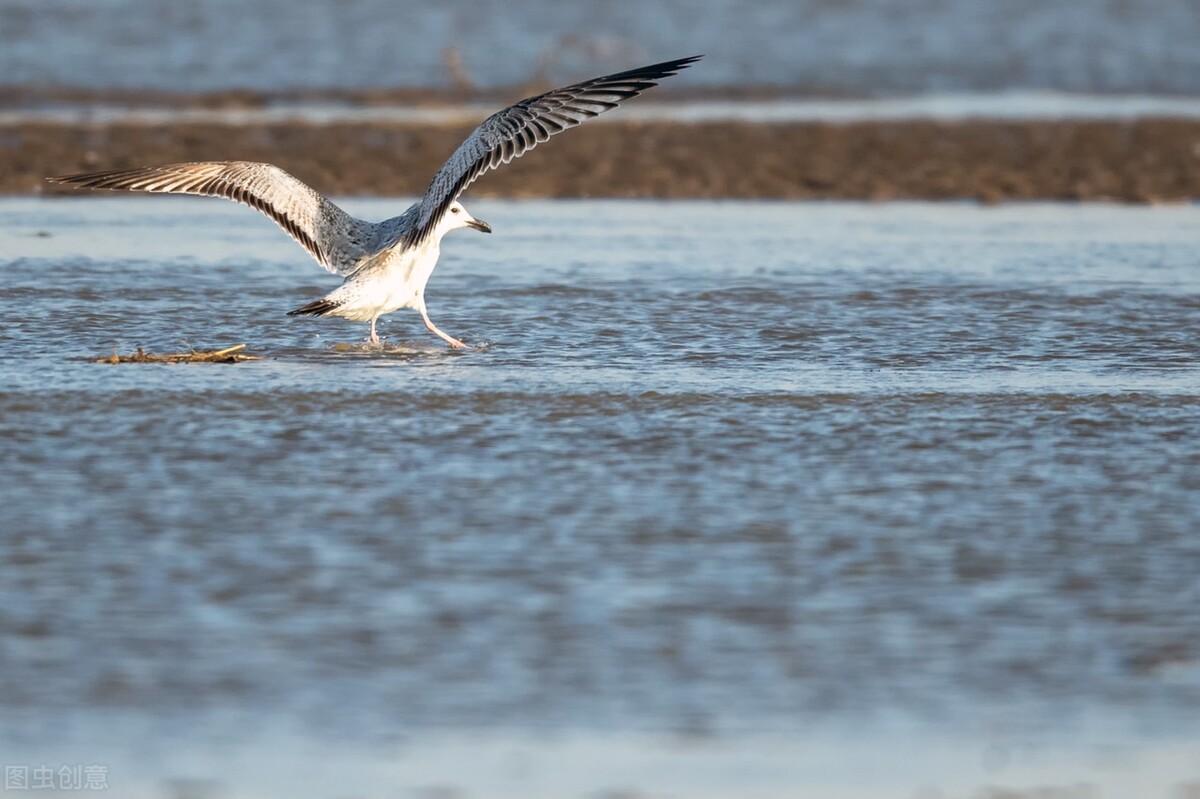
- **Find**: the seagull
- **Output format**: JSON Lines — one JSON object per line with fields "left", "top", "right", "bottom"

{"left": 50, "top": 55, "right": 701, "bottom": 348}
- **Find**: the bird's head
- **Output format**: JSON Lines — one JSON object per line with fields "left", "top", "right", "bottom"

{"left": 443, "top": 201, "right": 492, "bottom": 235}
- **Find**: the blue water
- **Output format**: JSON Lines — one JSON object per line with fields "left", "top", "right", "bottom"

{"left": 2, "top": 0, "right": 1200, "bottom": 94}
{"left": 1, "top": 199, "right": 1199, "bottom": 797}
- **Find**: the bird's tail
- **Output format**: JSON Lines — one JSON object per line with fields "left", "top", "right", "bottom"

{"left": 287, "top": 297, "right": 340, "bottom": 317}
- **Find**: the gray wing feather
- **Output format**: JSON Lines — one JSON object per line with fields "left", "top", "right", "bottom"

{"left": 401, "top": 55, "right": 703, "bottom": 247}
{"left": 49, "top": 161, "right": 373, "bottom": 275}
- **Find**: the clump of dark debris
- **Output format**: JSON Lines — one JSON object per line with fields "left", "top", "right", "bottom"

{"left": 96, "top": 344, "right": 264, "bottom": 364}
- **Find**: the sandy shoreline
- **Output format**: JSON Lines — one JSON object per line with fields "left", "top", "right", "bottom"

{"left": 6, "top": 117, "right": 1200, "bottom": 201}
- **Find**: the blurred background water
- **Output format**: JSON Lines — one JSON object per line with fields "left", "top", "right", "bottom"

{"left": 2, "top": 0, "right": 1199, "bottom": 94}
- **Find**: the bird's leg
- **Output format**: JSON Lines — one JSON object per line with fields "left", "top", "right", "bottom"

{"left": 419, "top": 301, "right": 468, "bottom": 349}
{"left": 368, "top": 318, "right": 380, "bottom": 346}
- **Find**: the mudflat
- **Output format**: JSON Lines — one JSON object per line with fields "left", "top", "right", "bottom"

{"left": 8, "top": 116, "right": 1200, "bottom": 201}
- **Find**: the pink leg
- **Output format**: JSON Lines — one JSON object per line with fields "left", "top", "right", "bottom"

{"left": 419, "top": 302, "right": 468, "bottom": 349}
{"left": 368, "top": 318, "right": 380, "bottom": 346}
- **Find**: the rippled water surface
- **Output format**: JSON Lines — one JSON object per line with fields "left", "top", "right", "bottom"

{"left": 1, "top": 199, "right": 1199, "bottom": 797}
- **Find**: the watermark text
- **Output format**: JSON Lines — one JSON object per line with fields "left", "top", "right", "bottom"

{"left": 4, "top": 765, "right": 108, "bottom": 791}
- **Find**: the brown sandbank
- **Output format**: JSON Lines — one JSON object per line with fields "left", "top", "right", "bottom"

{"left": 5, "top": 117, "right": 1200, "bottom": 202}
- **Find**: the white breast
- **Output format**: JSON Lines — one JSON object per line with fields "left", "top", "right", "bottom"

{"left": 323, "top": 239, "right": 443, "bottom": 321}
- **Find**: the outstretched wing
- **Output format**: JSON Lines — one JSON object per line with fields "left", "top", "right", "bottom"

{"left": 49, "top": 161, "right": 373, "bottom": 275}
{"left": 402, "top": 54, "right": 702, "bottom": 247}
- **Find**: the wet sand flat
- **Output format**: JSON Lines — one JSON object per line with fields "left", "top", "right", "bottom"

{"left": 5, "top": 116, "right": 1200, "bottom": 201}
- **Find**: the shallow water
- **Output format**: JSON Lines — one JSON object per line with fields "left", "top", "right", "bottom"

{"left": 10, "top": 92, "right": 1200, "bottom": 127}
{"left": 1, "top": 199, "right": 1199, "bottom": 797}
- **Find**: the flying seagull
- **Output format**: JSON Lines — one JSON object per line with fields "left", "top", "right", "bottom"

{"left": 50, "top": 55, "right": 702, "bottom": 348}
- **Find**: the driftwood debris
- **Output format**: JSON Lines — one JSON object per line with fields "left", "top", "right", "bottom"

{"left": 96, "top": 344, "right": 264, "bottom": 364}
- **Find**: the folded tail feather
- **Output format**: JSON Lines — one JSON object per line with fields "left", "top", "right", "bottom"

{"left": 288, "top": 298, "right": 341, "bottom": 317}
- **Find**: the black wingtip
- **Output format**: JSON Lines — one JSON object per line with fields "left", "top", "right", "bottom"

{"left": 45, "top": 170, "right": 124, "bottom": 189}
{"left": 606, "top": 54, "right": 704, "bottom": 83}
{"left": 660, "top": 54, "right": 704, "bottom": 76}
{"left": 655, "top": 54, "right": 705, "bottom": 69}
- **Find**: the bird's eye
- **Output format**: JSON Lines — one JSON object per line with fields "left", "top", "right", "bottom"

{"left": 451, "top": 208, "right": 459, "bottom": 214}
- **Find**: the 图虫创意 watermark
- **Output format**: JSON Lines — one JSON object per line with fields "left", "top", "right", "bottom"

{"left": 4, "top": 765, "right": 108, "bottom": 791}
